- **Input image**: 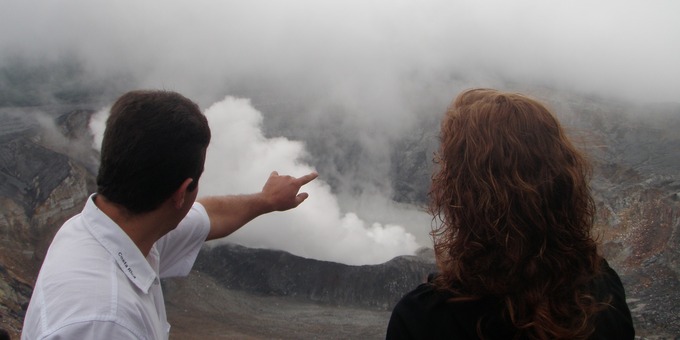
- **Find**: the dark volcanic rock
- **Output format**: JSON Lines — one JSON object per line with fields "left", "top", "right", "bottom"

{"left": 193, "top": 244, "right": 436, "bottom": 310}
{"left": 0, "top": 138, "right": 71, "bottom": 217}
{"left": 0, "top": 263, "right": 33, "bottom": 335}
{"left": 163, "top": 271, "right": 395, "bottom": 339}
{"left": 0, "top": 107, "right": 97, "bottom": 337}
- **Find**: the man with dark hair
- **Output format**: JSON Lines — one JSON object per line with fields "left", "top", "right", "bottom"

{"left": 97, "top": 90, "right": 212, "bottom": 213}
{"left": 22, "top": 90, "right": 318, "bottom": 339}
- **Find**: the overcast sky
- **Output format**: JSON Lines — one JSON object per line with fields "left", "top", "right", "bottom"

{"left": 6, "top": 0, "right": 679, "bottom": 264}
{"left": 2, "top": 0, "right": 678, "bottom": 103}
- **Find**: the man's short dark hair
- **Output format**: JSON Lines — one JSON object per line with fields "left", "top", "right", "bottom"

{"left": 96, "top": 90, "right": 211, "bottom": 214}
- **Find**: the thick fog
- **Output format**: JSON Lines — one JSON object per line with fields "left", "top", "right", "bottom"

{"left": 5, "top": 0, "right": 679, "bottom": 264}
{"left": 2, "top": 1, "right": 678, "bottom": 103}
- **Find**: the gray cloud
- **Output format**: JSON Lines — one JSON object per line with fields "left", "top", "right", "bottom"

{"left": 2, "top": 0, "right": 677, "bottom": 103}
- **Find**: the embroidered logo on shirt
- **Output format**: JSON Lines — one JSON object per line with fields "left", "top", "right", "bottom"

{"left": 118, "top": 252, "right": 137, "bottom": 279}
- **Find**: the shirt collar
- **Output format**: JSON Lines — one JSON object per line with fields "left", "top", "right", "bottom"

{"left": 82, "top": 194, "right": 158, "bottom": 293}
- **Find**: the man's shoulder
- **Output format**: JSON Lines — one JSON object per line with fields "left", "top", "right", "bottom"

{"left": 40, "top": 215, "right": 111, "bottom": 277}
{"left": 24, "top": 257, "right": 150, "bottom": 339}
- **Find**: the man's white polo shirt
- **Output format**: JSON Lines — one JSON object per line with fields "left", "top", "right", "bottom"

{"left": 22, "top": 194, "right": 211, "bottom": 340}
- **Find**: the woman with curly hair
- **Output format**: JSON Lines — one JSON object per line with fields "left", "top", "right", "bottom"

{"left": 387, "top": 89, "right": 634, "bottom": 339}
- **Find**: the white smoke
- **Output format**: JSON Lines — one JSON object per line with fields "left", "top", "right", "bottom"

{"left": 200, "top": 96, "right": 421, "bottom": 265}
{"left": 89, "top": 107, "right": 109, "bottom": 150}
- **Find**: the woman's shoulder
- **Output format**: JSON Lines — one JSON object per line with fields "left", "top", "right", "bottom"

{"left": 388, "top": 277, "right": 511, "bottom": 339}
{"left": 592, "top": 258, "right": 629, "bottom": 302}
{"left": 589, "top": 258, "right": 636, "bottom": 339}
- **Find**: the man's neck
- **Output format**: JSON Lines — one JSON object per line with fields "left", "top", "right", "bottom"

{"left": 94, "top": 195, "right": 174, "bottom": 257}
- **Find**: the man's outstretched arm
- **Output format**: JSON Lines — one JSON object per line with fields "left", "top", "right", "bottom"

{"left": 200, "top": 171, "right": 318, "bottom": 241}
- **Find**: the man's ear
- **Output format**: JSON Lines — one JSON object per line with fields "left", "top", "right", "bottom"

{"left": 171, "top": 178, "right": 194, "bottom": 210}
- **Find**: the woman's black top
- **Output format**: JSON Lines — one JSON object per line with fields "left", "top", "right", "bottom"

{"left": 386, "top": 259, "right": 634, "bottom": 339}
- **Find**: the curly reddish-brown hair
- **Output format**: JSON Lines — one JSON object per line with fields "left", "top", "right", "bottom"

{"left": 430, "top": 89, "right": 604, "bottom": 339}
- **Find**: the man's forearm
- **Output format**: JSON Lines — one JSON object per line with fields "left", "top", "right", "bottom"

{"left": 199, "top": 194, "right": 273, "bottom": 241}
{"left": 199, "top": 171, "right": 317, "bottom": 241}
